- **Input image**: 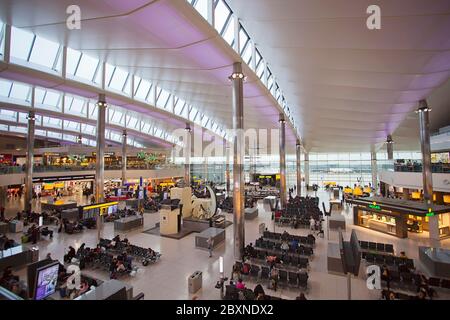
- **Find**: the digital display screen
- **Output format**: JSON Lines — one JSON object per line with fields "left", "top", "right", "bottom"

{"left": 35, "top": 262, "right": 59, "bottom": 300}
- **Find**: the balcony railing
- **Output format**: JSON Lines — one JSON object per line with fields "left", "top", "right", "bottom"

{"left": 0, "top": 164, "right": 182, "bottom": 175}
{"left": 394, "top": 161, "right": 450, "bottom": 173}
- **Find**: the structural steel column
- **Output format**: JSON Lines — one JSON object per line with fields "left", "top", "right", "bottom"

{"left": 279, "top": 114, "right": 287, "bottom": 209}
{"left": 371, "top": 150, "right": 378, "bottom": 194}
{"left": 225, "top": 141, "right": 231, "bottom": 196}
{"left": 24, "top": 111, "right": 35, "bottom": 213}
{"left": 386, "top": 135, "right": 394, "bottom": 160}
{"left": 230, "top": 62, "right": 245, "bottom": 260}
{"left": 122, "top": 130, "right": 127, "bottom": 185}
{"left": 417, "top": 100, "right": 433, "bottom": 205}
{"left": 184, "top": 123, "right": 191, "bottom": 186}
{"left": 95, "top": 94, "right": 106, "bottom": 241}
{"left": 304, "top": 152, "right": 310, "bottom": 188}
{"left": 417, "top": 100, "right": 439, "bottom": 245}
{"left": 296, "top": 139, "right": 302, "bottom": 197}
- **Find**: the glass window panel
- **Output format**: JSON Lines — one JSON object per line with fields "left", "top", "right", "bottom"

{"left": 75, "top": 53, "right": 99, "bottom": 81}
{"left": 63, "top": 134, "right": 76, "bottom": 142}
{"left": 29, "top": 36, "right": 60, "bottom": 69}
{"left": 239, "top": 28, "right": 250, "bottom": 55}
{"left": 156, "top": 88, "right": 170, "bottom": 109}
{"left": 214, "top": 0, "right": 231, "bottom": 34}
{"left": 11, "top": 27, "right": 34, "bottom": 61}
{"left": 47, "top": 131, "right": 62, "bottom": 139}
{"left": 141, "top": 122, "right": 151, "bottom": 133}
{"left": 88, "top": 102, "right": 98, "bottom": 120}
{"left": 66, "top": 48, "right": 82, "bottom": 75}
{"left": 9, "top": 126, "right": 27, "bottom": 134}
{"left": 0, "top": 79, "right": 12, "bottom": 97}
{"left": 241, "top": 43, "right": 252, "bottom": 64}
{"left": 42, "top": 116, "right": 62, "bottom": 129}
{"left": 0, "top": 110, "right": 16, "bottom": 122}
{"left": 81, "top": 123, "right": 96, "bottom": 135}
{"left": 9, "top": 83, "right": 31, "bottom": 101}
{"left": 222, "top": 16, "right": 234, "bottom": 45}
{"left": 34, "top": 87, "right": 46, "bottom": 104}
{"left": 135, "top": 78, "right": 151, "bottom": 101}
{"left": 193, "top": 0, "right": 208, "bottom": 20}
{"left": 127, "top": 116, "right": 138, "bottom": 129}
{"left": 67, "top": 96, "right": 85, "bottom": 115}
{"left": 109, "top": 67, "right": 128, "bottom": 91}
{"left": 174, "top": 98, "right": 186, "bottom": 115}
{"left": 35, "top": 129, "right": 46, "bottom": 137}
{"left": 43, "top": 90, "right": 61, "bottom": 108}
{"left": 18, "top": 112, "right": 27, "bottom": 123}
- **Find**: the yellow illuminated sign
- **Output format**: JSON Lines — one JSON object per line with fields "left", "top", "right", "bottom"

{"left": 83, "top": 201, "right": 118, "bottom": 211}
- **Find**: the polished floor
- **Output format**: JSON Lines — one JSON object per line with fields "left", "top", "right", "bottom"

{"left": 3, "top": 188, "right": 450, "bottom": 300}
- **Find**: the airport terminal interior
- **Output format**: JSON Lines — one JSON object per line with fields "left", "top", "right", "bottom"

{"left": 0, "top": 0, "right": 450, "bottom": 301}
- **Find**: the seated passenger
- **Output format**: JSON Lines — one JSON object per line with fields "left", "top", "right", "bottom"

{"left": 235, "top": 278, "right": 245, "bottom": 290}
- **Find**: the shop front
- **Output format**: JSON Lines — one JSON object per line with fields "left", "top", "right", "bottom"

{"left": 348, "top": 196, "right": 450, "bottom": 240}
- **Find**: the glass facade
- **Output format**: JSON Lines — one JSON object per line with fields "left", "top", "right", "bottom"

{"left": 180, "top": 151, "right": 422, "bottom": 188}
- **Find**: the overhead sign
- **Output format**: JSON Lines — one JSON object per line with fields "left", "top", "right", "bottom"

{"left": 368, "top": 202, "right": 381, "bottom": 210}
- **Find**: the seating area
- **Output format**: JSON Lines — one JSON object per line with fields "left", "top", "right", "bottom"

{"left": 363, "top": 252, "right": 414, "bottom": 270}
{"left": 233, "top": 261, "right": 309, "bottom": 291}
{"left": 359, "top": 240, "right": 394, "bottom": 255}
{"left": 255, "top": 238, "right": 314, "bottom": 259}
{"left": 275, "top": 196, "right": 323, "bottom": 229}
{"left": 263, "top": 231, "right": 315, "bottom": 247}
{"left": 99, "top": 237, "right": 161, "bottom": 266}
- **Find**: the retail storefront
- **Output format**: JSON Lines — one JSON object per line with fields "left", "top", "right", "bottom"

{"left": 349, "top": 197, "right": 450, "bottom": 240}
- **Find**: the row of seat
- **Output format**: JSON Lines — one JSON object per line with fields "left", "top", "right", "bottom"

{"left": 359, "top": 240, "right": 394, "bottom": 254}
{"left": 252, "top": 250, "right": 309, "bottom": 269}
{"left": 236, "top": 262, "right": 308, "bottom": 289}
{"left": 255, "top": 242, "right": 313, "bottom": 258}
{"left": 262, "top": 231, "right": 316, "bottom": 246}
{"left": 363, "top": 252, "right": 414, "bottom": 269}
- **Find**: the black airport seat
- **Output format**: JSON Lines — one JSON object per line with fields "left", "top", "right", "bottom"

{"left": 260, "top": 266, "right": 270, "bottom": 281}
{"left": 250, "top": 265, "right": 260, "bottom": 278}
{"left": 375, "top": 254, "right": 385, "bottom": 264}
{"left": 376, "top": 243, "right": 385, "bottom": 252}
{"left": 365, "top": 253, "right": 375, "bottom": 263}
{"left": 299, "top": 257, "right": 309, "bottom": 269}
{"left": 441, "top": 279, "right": 450, "bottom": 290}
{"left": 288, "top": 272, "right": 298, "bottom": 287}
{"left": 278, "top": 270, "right": 288, "bottom": 286}
{"left": 360, "top": 241, "right": 369, "bottom": 250}
{"left": 298, "top": 273, "right": 308, "bottom": 289}
{"left": 384, "top": 255, "right": 394, "bottom": 266}
{"left": 385, "top": 244, "right": 394, "bottom": 254}
{"left": 428, "top": 277, "right": 441, "bottom": 287}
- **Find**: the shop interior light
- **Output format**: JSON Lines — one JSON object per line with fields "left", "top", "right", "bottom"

{"left": 415, "top": 107, "right": 432, "bottom": 113}
{"left": 219, "top": 256, "right": 223, "bottom": 274}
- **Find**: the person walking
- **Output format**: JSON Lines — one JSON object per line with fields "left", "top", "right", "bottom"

{"left": 207, "top": 236, "right": 214, "bottom": 258}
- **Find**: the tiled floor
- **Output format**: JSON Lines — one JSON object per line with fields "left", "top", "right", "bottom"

{"left": 3, "top": 188, "right": 450, "bottom": 300}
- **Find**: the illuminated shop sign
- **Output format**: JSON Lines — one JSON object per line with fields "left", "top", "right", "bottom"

{"left": 368, "top": 202, "right": 381, "bottom": 210}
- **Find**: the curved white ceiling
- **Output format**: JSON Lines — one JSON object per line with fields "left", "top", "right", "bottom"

{"left": 227, "top": 0, "right": 450, "bottom": 152}
{"left": 0, "top": 0, "right": 299, "bottom": 152}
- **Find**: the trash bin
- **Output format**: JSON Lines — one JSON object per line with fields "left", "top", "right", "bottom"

{"left": 188, "top": 271, "right": 202, "bottom": 293}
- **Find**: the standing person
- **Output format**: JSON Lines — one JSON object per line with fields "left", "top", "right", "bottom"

{"left": 309, "top": 216, "right": 315, "bottom": 232}
{"left": 207, "top": 236, "right": 214, "bottom": 258}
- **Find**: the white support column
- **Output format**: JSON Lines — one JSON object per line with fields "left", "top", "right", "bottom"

{"left": 371, "top": 150, "right": 378, "bottom": 195}
{"left": 101, "top": 62, "right": 106, "bottom": 90}
{"left": 184, "top": 123, "right": 192, "bottom": 186}
{"left": 122, "top": 130, "right": 127, "bottom": 185}
{"left": 95, "top": 94, "right": 107, "bottom": 241}
{"left": 24, "top": 110, "right": 35, "bottom": 213}
{"left": 279, "top": 114, "right": 287, "bottom": 209}
{"left": 304, "top": 152, "right": 310, "bottom": 188}
{"left": 130, "top": 74, "right": 135, "bottom": 100}
{"left": 230, "top": 62, "right": 245, "bottom": 260}
{"left": 233, "top": 15, "right": 240, "bottom": 53}
{"left": 296, "top": 139, "right": 302, "bottom": 197}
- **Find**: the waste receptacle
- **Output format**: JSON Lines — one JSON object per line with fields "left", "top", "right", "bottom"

{"left": 188, "top": 271, "right": 202, "bottom": 293}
